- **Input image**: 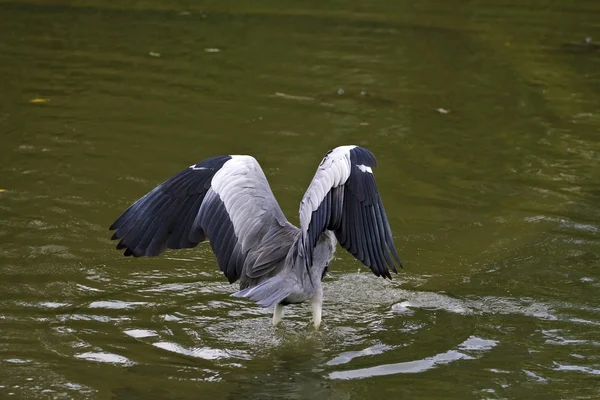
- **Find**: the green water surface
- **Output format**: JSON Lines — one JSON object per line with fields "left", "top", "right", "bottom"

{"left": 1, "top": 1, "right": 599, "bottom": 398}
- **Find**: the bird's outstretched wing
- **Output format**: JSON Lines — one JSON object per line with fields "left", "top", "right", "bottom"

{"left": 109, "top": 155, "right": 297, "bottom": 284}
{"left": 298, "top": 145, "right": 402, "bottom": 278}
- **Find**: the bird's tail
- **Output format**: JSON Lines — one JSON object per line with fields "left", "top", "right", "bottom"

{"left": 231, "top": 275, "right": 292, "bottom": 308}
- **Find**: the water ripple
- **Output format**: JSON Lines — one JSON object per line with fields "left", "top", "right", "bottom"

{"left": 74, "top": 352, "right": 133, "bottom": 366}
{"left": 152, "top": 342, "right": 250, "bottom": 361}
{"left": 328, "top": 336, "right": 498, "bottom": 380}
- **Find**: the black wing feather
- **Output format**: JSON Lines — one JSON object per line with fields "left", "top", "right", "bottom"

{"left": 109, "top": 156, "right": 231, "bottom": 257}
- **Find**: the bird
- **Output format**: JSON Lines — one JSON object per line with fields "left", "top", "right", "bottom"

{"left": 108, "top": 145, "right": 402, "bottom": 329}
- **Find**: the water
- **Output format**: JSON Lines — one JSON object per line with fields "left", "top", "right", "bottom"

{"left": 1, "top": 1, "right": 600, "bottom": 398}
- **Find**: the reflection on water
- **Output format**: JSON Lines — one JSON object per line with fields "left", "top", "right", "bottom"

{"left": 151, "top": 342, "right": 249, "bottom": 361}
{"left": 329, "top": 336, "right": 498, "bottom": 379}
{"left": 1, "top": 0, "right": 600, "bottom": 398}
{"left": 74, "top": 352, "right": 133, "bottom": 366}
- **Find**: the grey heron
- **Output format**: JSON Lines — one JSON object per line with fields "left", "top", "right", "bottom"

{"left": 109, "top": 145, "right": 402, "bottom": 328}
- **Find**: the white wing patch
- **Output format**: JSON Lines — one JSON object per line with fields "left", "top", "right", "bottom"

{"left": 357, "top": 164, "right": 373, "bottom": 173}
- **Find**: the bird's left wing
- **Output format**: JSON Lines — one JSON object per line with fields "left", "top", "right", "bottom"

{"left": 109, "top": 155, "right": 295, "bottom": 284}
{"left": 298, "top": 145, "right": 402, "bottom": 279}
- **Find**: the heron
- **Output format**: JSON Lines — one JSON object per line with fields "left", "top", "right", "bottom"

{"left": 109, "top": 145, "right": 402, "bottom": 329}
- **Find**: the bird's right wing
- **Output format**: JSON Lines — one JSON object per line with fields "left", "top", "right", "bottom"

{"left": 109, "top": 155, "right": 295, "bottom": 284}
{"left": 298, "top": 145, "right": 402, "bottom": 279}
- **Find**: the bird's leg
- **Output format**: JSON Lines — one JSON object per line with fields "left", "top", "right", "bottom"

{"left": 311, "top": 292, "right": 323, "bottom": 329}
{"left": 272, "top": 303, "right": 284, "bottom": 326}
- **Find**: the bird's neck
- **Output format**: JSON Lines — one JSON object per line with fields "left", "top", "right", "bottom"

{"left": 291, "top": 230, "right": 337, "bottom": 284}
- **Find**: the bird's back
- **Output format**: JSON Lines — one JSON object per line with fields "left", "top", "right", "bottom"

{"left": 237, "top": 221, "right": 300, "bottom": 289}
